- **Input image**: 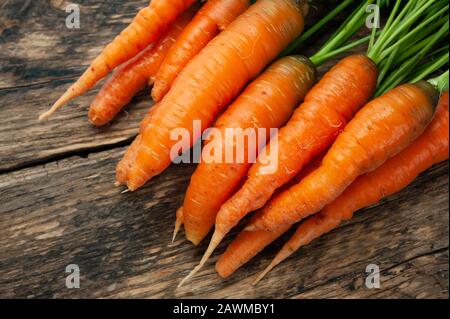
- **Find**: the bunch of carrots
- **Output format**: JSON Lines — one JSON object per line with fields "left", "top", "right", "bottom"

{"left": 41, "top": 0, "right": 448, "bottom": 287}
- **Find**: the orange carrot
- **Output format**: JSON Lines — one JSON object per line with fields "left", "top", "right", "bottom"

{"left": 116, "top": 103, "right": 163, "bottom": 186}
{"left": 252, "top": 91, "right": 449, "bottom": 283}
{"left": 181, "top": 55, "right": 378, "bottom": 285}
{"left": 152, "top": 0, "right": 251, "bottom": 102}
{"left": 179, "top": 56, "right": 316, "bottom": 245}
{"left": 247, "top": 81, "right": 439, "bottom": 232}
{"left": 39, "top": 0, "right": 196, "bottom": 120}
{"left": 88, "top": 6, "right": 198, "bottom": 126}
{"left": 119, "top": 0, "right": 307, "bottom": 192}
{"left": 116, "top": 135, "right": 142, "bottom": 187}
{"left": 215, "top": 152, "right": 326, "bottom": 278}
{"left": 173, "top": 207, "right": 185, "bottom": 243}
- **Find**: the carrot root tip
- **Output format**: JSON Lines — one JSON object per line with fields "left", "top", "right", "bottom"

{"left": 172, "top": 220, "right": 182, "bottom": 244}
{"left": 178, "top": 231, "right": 224, "bottom": 288}
{"left": 253, "top": 261, "right": 276, "bottom": 286}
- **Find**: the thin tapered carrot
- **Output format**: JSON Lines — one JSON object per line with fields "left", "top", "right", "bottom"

{"left": 179, "top": 56, "right": 316, "bottom": 246}
{"left": 182, "top": 55, "right": 378, "bottom": 285}
{"left": 88, "top": 6, "right": 198, "bottom": 126}
{"left": 39, "top": 0, "right": 196, "bottom": 120}
{"left": 247, "top": 81, "right": 439, "bottom": 232}
{"left": 253, "top": 91, "right": 449, "bottom": 283}
{"left": 172, "top": 207, "right": 185, "bottom": 243}
{"left": 215, "top": 151, "right": 326, "bottom": 278}
{"left": 118, "top": 0, "right": 307, "bottom": 192}
{"left": 151, "top": 0, "right": 251, "bottom": 102}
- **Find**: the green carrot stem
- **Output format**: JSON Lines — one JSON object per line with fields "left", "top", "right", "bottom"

{"left": 281, "top": 0, "right": 355, "bottom": 56}
{"left": 319, "top": 1, "right": 365, "bottom": 49}
{"left": 377, "top": 45, "right": 400, "bottom": 86}
{"left": 377, "top": 5, "right": 448, "bottom": 63}
{"left": 376, "top": 0, "right": 436, "bottom": 52}
{"left": 428, "top": 70, "right": 449, "bottom": 93}
{"left": 394, "top": 31, "right": 444, "bottom": 67}
{"left": 368, "top": 0, "right": 415, "bottom": 60}
{"left": 410, "top": 53, "right": 449, "bottom": 84}
{"left": 314, "top": 0, "right": 373, "bottom": 57}
{"left": 424, "top": 45, "right": 450, "bottom": 60}
{"left": 376, "top": 20, "right": 449, "bottom": 96}
{"left": 371, "top": 0, "right": 401, "bottom": 52}
{"left": 368, "top": 0, "right": 381, "bottom": 52}
{"left": 310, "top": 34, "right": 376, "bottom": 66}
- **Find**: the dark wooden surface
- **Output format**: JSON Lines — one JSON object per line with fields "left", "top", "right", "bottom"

{"left": 0, "top": 0, "right": 448, "bottom": 299}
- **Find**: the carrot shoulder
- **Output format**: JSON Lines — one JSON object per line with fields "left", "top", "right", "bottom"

{"left": 248, "top": 81, "right": 439, "bottom": 232}
{"left": 40, "top": 0, "right": 196, "bottom": 120}
{"left": 181, "top": 55, "right": 316, "bottom": 245}
{"left": 88, "top": 6, "right": 198, "bottom": 126}
{"left": 151, "top": 0, "right": 251, "bottom": 102}
{"left": 120, "top": 0, "right": 307, "bottom": 191}
{"left": 252, "top": 91, "right": 449, "bottom": 283}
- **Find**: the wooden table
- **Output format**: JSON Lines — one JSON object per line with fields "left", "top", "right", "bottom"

{"left": 0, "top": 0, "right": 448, "bottom": 299}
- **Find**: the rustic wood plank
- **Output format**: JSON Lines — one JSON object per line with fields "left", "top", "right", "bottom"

{"left": 0, "top": 0, "right": 156, "bottom": 172}
{"left": 1, "top": 0, "right": 448, "bottom": 299}
{"left": 0, "top": 148, "right": 447, "bottom": 298}
{"left": 0, "top": 0, "right": 150, "bottom": 88}
{"left": 0, "top": 0, "right": 346, "bottom": 172}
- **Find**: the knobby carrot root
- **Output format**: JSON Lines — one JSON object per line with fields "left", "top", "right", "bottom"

{"left": 187, "top": 55, "right": 377, "bottom": 283}
{"left": 253, "top": 91, "right": 449, "bottom": 284}
{"left": 119, "top": 0, "right": 307, "bottom": 193}
{"left": 181, "top": 55, "right": 316, "bottom": 246}
{"left": 39, "top": 0, "right": 196, "bottom": 120}
{"left": 152, "top": 0, "right": 251, "bottom": 102}
{"left": 88, "top": 6, "right": 198, "bottom": 126}
{"left": 215, "top": 151, "right": 326, "bottom": 278}
{"left": 247, "top": 81, "right": 439, "bottom": 232}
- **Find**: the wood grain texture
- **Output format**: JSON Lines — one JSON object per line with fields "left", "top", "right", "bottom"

{"left": 0, "top": 0, "right": 154, "bottom": 172}
{"left": 0, "top": 0, "right": 448, "bottom": 299}
{"left": 0, "top": 149, "right": 447, "bottom": 298}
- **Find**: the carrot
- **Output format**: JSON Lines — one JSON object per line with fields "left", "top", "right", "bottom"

{"left": 180, "top": 55, "right": 378, "bottom": 285}
{"left": 179, "top": 55, "right": 316, "bottom": 245}
{"left": 118, "top": 0, "right": 307, "bottom": 191}
{"left": 39, "top": 0, "right": 196, "bottom": 120}
{"left": 151, "top": 0, "right": 251, "bottom": 102}
{"left": 215, "top": 151, "right": 326, "bottom": 278}
{"left": 247, "top": 81, "right": 439, "bottom": 232}
{"left": 88, "top": 6, "right": 198, "bottom": 126}
{"left": 116, "top": 103, "right": 164, "bottom": 186}
{"left": 253, "top": 91, "right": 449, "bottom": 283}
{"left": 180, "top": 0, "right": 447, "bottom": 286}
